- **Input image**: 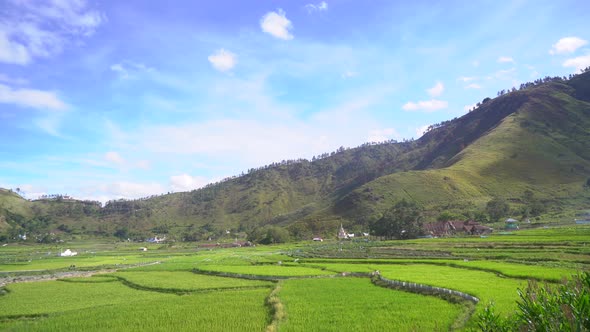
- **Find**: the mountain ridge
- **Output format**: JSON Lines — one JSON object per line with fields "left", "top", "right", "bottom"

{"left": 2, "top": 70, "right": 590, "bottom": 240}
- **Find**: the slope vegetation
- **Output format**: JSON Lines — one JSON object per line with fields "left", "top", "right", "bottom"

{"left": 2, "top": 71, "right": 590, "bottom": 239}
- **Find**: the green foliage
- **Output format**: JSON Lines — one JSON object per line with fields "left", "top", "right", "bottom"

{"left": 477, "top": 273, "right": 590, "bottom": 331}
{"left": 370, "top": 199, "right": 423, "bottom": 239}
{"left": 2, "top": 71, "right": 590, "bottom": 239}
{"left": 486, "top": 198, "right": 509, "bottom": 222}
{"left": 516, "top": 273, "right": 590, "bottom": 331}
{"left": 114, "top": 227, "right": 129, "bottom": 240}
{"left": 476, "top": 302, "right": 512, "bottom": 332}
{"left": 437, "top": 210, "right": 467, "bottom": 221}
{"left": 248, "top": 226, "right": 290, "bottom": 244}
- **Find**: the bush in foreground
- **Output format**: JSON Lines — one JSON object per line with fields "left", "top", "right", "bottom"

{"left": 477, "top": 272, "right": 590, "bottom": 331}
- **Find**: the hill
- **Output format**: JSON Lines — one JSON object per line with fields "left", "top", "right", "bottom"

{"left": 2, "top": 70, "right": 590, "bottom": 241}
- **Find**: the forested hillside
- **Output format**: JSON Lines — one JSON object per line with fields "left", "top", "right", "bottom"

{"left": 2, "top": 70, "right": 590, "bottom": 241}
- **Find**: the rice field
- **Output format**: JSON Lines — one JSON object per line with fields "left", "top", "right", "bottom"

{"left": 112, "top": 271, "right": 272, "bottom": 291}
{"left": 1, "top": 226, "right": 588, "bottom": 331}
{"left": 277, "top": 278, "right": 463, "bottom": 331}
{"left": 195, "top": 264, "right": 335, "bottom": 277}
{"left": 1, "top": 287, "right": 270, "bottom": 331}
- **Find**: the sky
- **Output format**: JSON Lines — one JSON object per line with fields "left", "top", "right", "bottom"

{"left": 1, "top": 0, "right": 589, "bottom": 203}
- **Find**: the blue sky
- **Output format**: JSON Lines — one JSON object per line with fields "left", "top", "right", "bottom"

{"left": 1, "top": 0, "right": 589, "bottom": 202}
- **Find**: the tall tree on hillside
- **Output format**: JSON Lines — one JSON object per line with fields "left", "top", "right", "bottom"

{"left": 370, "top": 199, "right": 423, "bottom": 239}
{"left": 486, "top": 197, "right": 509, "bottom": 222}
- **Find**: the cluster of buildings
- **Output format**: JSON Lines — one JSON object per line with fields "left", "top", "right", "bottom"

{"left": 424, "top": 220, "right": 493, "bottom": 237}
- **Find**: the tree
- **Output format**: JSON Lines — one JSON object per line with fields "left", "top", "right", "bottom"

{"left": 370, "top": 200, "right": 423, "bottom": 239}
{"left": 114, "top": 227, "right": 129, "bottom": 240}
{"left": 486, "top": 197, "right": 509, "bottom": 222}
{"left": 248, "top": 226, "right": 290, "bottom": 244}
{"left": 436, "top": 211, "right": 467, "bottom": 222}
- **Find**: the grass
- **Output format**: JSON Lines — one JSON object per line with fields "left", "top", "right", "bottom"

{"left": 304, "top": 259, "right": 578, "bottom": 282}
{"left": 2, "top": 288, "right": 270, "bottom": 331}
{"left": 277, "top": 278, "right": 463, "bottom": 331}
{"left": 0, "top": 279, "right": 166, "bottom": 317}
{"left": 374, "top": 264, "right": 526, "bottom": 319}
{"left": 1, "top": 227, "right": 588, "bottom": 331}
{"left": 112, "top": 271, "right": 272, "bottom": 292}
{"left": 195, "top": 264, "right": 335, "bottom": 277}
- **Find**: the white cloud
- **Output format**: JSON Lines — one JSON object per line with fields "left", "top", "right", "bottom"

{"left": 402, "top": 100, "right": 448, "bottom": 112}
{"left": 427, "top": 81, "right": 444, "bottom": 97}
{"left": 550, "top": 37, "right": 588, "bottom": 55}
{"left": 103, "top": 84, "right": 397, "bottom": 170}
{"left": 0, "top": 73, "right": 28, "bottom": 85}
{"left": 305, "top": 1, "right": 328, "bottom": 13}
{"left": 105, "top": 151, "right": 125, "bottom": 166}
{"left": 100, "top": 181, "right": 165, "bottom": 200}
{"left": 170, "top": 174, "right": 209, "bottom": 192}
{"left": 34, "top": 114, "right": 65, "bottom": 137}
{"left": 472, "top": 60, "right": 480, "bottom": 67}
{"left": 341, "top": 70, "right": 357, "bottom": 79}
{"left": 497, "top": 56, "right": 515, "bottom": 63}
{"left": 0, "top": 83, "right": 68, "bottom": 110}
{"left": 487, "top": 68, "right": 516, "bottom": 81}
{"left": 563, "top": 55, "right": 590, "bottom": 72}
{"left": 415, "top": 125, "right": 429, "bottom": 138}
{"left": 0, "top": 0, "right": 105, "bottom": 64}
{"left": 208, "top": 49, "right": 237, "bottom": 72}
{"left": 367, "top": 128, "right": 399, "bottom": 142}
{"left": 110, "top": 62, "right": 154, "bottom": 80}
{"left": 101, "top": 151, "right": 150, "bottom": 170}
{"left": 457, "top": 76, "right": 477, "bottom": 82}
{"left": 463, "top": 103, "right": 477, "bottom": 112}
{"left": 0, "top": 31, "right": 31, "bottom": 65}
{"left": 465, "top": 83, "right": 482, "bottom": 89}
{"left": 260, "top": 9, "right": 294, "bottom": 40}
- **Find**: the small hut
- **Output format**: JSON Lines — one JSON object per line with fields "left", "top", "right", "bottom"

{"left": 505, "top": 218, "right": 519, "bottom": 230}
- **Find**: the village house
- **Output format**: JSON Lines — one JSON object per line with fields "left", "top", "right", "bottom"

{"left": 505, "top": 218, "right": 519, "bottom": 230}
{"left": 59, "top": 249, "right": 78, "bottom": 257}
{"left": 424, "top": 220, "right": 493, "bottom": 237}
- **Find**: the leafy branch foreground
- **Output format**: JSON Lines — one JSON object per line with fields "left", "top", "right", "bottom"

{"left": 478, "top": 272, "right": 590, "bottom": 331}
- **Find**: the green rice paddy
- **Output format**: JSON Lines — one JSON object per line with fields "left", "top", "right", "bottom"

{"left": 0, "top": 226, "right": 588, "bottom": 331}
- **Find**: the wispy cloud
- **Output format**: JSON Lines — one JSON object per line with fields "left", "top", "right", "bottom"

{"left": 563, "top": 54, "right": 590, "bottom": 72}
{"left": 415, "top": 125, "right": 429, "bottom": 138}
{"left": 427, "top": 81, "right": 444, "bottom": 97}
{"left": 170, "top": 174, "right": 209, "bottom": 192}
{"left": 463, "top": 103, "right": 477, "bottom": 112}
{"left": 457, "top": 76, "right": 477, "bottom": 82}
{"left": 549, "top": 37, "right": 588, "bottom": 55}
{"left": 0, "top": 0, "right": 105, "bottom": 65}
{"left": 208, "top": 49, "right": 237, "bottom": 72}
{"left": 465, "top": 83, "right": 482, "bottom": 89}
{"left": 0, "top": 73, "right": 28, "bottom": 85}
{"left": 0, "top": 84, "right": 68, "bottom": 110}
{"left": 341, "top": 70, "right": 357, "bottom": 79}
{"left": 497, "top": 56, "right": 515, "bottom": 63}
{"left": 110, "top": 62, "right": 154, "bottom": 80}
{"left": 402, "top": 100, "right": 448, "bottom": 112}
{"left": 260, "top": 9, "right": 293, "bottom": 40}
{"left": 305, "top": 1, "right": 328, "bottom": 13}
{"left": 0, "top": 31, "right": 31, "bottom": 64}
{"left": 367, "top": 128, "right": 399, "bottom": 142}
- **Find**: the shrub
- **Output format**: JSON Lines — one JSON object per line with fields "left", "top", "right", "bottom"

{"left": 477, "top": 272, "right": 590, "bottom": 331}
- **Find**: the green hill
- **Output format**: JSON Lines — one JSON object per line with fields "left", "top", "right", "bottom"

{"left": 2, "top": 71, "right": 590, "bottom": 241}
{"left": 337, "top": 80, "right": 590, "bottom": 222}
